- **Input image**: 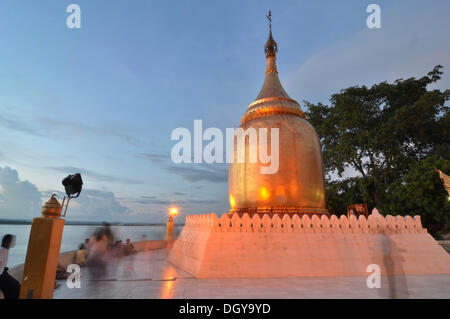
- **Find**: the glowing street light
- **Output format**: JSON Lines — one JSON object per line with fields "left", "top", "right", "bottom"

{"left": 166, "top": 206, "right": 179, "bottom": 246}
{"left": 170, "top": 207, "right": 178, "bottom": 217}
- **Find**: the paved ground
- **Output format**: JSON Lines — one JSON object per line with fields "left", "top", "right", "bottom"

{"left": 53, "top": 249, "right": 450, "bottom": 299}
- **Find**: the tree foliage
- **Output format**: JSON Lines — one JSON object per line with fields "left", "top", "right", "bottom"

{"left": 306, "top": 66, "right": 450, "bottom": 237}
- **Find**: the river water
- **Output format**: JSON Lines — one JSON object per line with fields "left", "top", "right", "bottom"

{"left": 0, "top": 224, "right": 183, "bottom": 267}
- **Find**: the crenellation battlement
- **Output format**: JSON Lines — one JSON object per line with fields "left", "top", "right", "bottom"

{"left": 185, "top": 213, "right": 426, "bottom": 234}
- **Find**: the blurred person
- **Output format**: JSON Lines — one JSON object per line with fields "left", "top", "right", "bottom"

{"left": 101, "top": 222, "right": 114, "bottom": 249}
{"left": 0, "top": 234, "right": 20, "bottom": 299}
{"left": 53, "top": 263, "right": 71, "bottom": 290}
{"left": 124, "top": 238, "right": 137, "bottom": 256}
{"left": 55, "top": 263, "right": 70, "bottom": 280}
{"left": 114, "top": 240, "right": 124, "bottom": 258}
{"left": 86, "top": 231, "right": 107, "bottom": 278}
{"left": 74, "top": 244, "right": 87, "bottom": 267}
{"left": 84, "top": 238, "right": 91, "bottom": 259}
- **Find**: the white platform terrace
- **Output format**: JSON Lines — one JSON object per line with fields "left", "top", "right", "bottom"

{"left": 53, "top": 249, "right": 450, "bottom": 299}
{"left": 168, "top": 213, "right": 450, "bottom": 278}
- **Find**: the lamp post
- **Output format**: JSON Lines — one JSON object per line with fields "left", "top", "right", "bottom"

{"left": 165, "top": 207, "right": 178, "bottom": 248}
{"left": 20, "top": 173, "right": 82, "bottom": 299}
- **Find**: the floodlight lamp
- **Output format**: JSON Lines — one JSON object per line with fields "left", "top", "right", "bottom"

{"left": 62, "top": 173, "right": 83, "bottom": 198}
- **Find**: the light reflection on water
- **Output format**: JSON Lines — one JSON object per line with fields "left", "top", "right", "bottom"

{"left": 0, "top": 224, "right": 183, "bottom": 267}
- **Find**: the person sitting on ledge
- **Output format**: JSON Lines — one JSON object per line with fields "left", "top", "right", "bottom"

{"left": 114, "top": 240, "right": 124, "bottom": 258}
{"left": 74, "top": 244, "right": 87, "bottom": 267}
{"left": 0, "top": 234, "right": 20, "bottom": 299}
{"left": 55, "top": 263, "right": 70, "bottom": 280}
{"left": 124, "top": 238, "right": 137, "bottom": 256}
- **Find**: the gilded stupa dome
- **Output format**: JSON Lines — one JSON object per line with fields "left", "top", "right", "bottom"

{"left": 228, "top": 16, "right": 328, "bottom": 216}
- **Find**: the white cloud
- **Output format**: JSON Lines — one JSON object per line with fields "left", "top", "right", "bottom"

{"left": 0, "top": 166, "right": 42, "bottom": 219}
{"left": 287, "top": 1, "right": 450, "bottom": 104}
{"left": 68, "top": 189, "right": 129, "bottom": 222}
{"left": 43, "top": 189, "right": 130, "bottom": 222}
{"left": 285, "top": 2, "right": 450, "bottom": 182}
{"left": 0, "top": 166, "right": 130, "bottom": 222}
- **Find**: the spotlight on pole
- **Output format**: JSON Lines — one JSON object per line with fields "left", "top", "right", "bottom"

{"left": 60, "top": 173, "right": 83, "bottom": 217}
{"left": 62, "top": 173, "right": 83, "bottom": 198}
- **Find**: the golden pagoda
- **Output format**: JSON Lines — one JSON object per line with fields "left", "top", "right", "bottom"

{"left": 228, "top": 13, "right": 328, "bottom": 216}
{"left": 169, "top": 12, "right": 450, "bottom": 281}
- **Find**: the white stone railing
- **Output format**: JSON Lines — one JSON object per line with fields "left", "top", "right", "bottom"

{"left": 184, "top": 213, "right": 426, "bottom": 234}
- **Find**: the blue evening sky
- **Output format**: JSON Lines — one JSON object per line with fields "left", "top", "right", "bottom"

{"left": 0, "top": 0, "right": 449, "bottom": 222}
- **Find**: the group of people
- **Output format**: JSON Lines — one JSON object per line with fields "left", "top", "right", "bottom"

{"left": 74, "top": 236, "right": 137, "bottom": 267}
{"left": 0, "top": 225, "right": 142, "bottom": 299}
{"left": 72, "top": 224, "right": 138, "bottom": 278}
{"left": 113, "top": 238, "right": 137, "bottom": 257}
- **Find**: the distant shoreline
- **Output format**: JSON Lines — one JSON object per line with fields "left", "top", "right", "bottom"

{"left": 0, "top": 219, "right": 184, "bottom": 227}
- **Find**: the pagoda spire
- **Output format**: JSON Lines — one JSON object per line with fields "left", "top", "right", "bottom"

{"left": 253, "top": 10, "right": 289, "bottom": 100}
{"left": 242, "top": 10, "right": 306, "bottom": 123}
{"left": 264, "top": 10, "right": 278, "bottom": 60}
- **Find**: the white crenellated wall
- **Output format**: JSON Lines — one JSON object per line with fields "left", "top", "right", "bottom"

{"left": 206, "top": 213, "right": 426, "bottom": 234}
{"left": 168, "top": 213, "right": 450, "bottom": 278}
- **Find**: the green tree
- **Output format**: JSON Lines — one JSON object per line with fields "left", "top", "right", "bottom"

{"left": 305, "top": 66, "right": 450, "bottom": 236}
{"left": 384, "top": 157, "right": 450, "bottom": 237}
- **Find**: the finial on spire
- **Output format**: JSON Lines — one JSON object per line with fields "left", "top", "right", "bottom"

{"left": 264, "top": 10, "right": 277, "bottom": 58}
{"left": 266, "top": 10, "right": 272, "bottom": 29}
